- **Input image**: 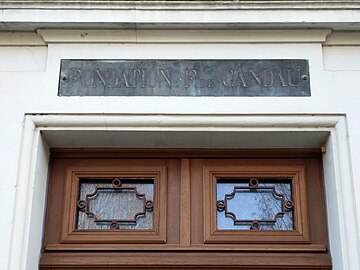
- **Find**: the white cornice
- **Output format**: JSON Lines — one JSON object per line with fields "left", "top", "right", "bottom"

{"left": 325, "top": 32, "right": 360, "bottom": 45}
{"left": 0, "top": 32, "right": 45, "bottom": 46}
{"left": 28, "top": 114, "right": 344, "bottom": 129}
{"left": 1, "top": 0, "right": 360, "bottom": 10}
{"left": 1, "top": 5, "right": 360, "bottom": 32}
{"left": 3, "top": 29, "right": 360, "bottom": 46}
{"left": 36, "top": 29, "right": 331, "bottom": 44}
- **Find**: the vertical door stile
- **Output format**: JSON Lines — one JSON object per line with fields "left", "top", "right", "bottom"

{"left": 180, "top": 158, "right": 191, "bottom": 247}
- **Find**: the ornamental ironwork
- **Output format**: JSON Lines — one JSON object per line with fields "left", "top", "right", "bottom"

{"left": 216, "top": 178, "right": 294, "bottom": 230}
{"left": 77, "top": 178, "right": 153, "bottom": 230}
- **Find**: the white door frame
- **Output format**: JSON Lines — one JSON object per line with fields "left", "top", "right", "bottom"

{"left": 8, "top": 113, "right": 360, "bottom": 270}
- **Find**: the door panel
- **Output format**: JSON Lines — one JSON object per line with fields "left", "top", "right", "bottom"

{"left": 40, "top": 149, "right": 331, "bottom": 269}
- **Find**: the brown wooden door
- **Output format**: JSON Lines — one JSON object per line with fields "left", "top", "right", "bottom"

{"left": 40, "top": 149, "right": 331, "bottom": 269}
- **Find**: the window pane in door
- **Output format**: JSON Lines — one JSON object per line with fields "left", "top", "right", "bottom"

{"left": 216, "top": 178, "right": 294, "bottom": 230}
{"left": 76, "top": 178, "right": 154, "bottom": 230}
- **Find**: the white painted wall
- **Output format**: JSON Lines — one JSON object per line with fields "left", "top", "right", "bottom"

{"left": 1, "top": 38, "right": 360, "bottom": 269}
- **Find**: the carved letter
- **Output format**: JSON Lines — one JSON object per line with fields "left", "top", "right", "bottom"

{"left": 200, "top": 78, "right": 207, "bottom": 88}
{"left": 159, "top": 69, "right": 172, "bottom": 87}
{"left": 127, "top": 69, "right": 137, "bottom": 88}
{"left": 275, "top": 71, "right": 288, "bottom": 87}
{"left": 207, "top": 79, "right": 215, "bottom": 88}
{"left": 288, "top": 68, "right": 301, "bottom": 86}
{"left": 262, "top": 69, "right": 274, "bottom": 87}
{"left": 238, "top": 71, "right": 247, "bottom": 87}
{"left": 131, "top": 69, "right": 146, "bottom": 88}
{"left": 146, "top": 69, "right": 157, "bottom": 88}
{"left": 103, "top": 68, "right": 117, "bottom": 87}
{"left": 184, "top": 69, "right": 197, "bottom": 88}
{"left": 69, "top": 69, "right": 82, "bottom": 84}
{"left": 117, "top": 70, "right": 131, "bottom": 88}
{"left": 94, "top": 69, "right": 107, "bottom": 87}
{"left": 123, "top": 71, "right": 131, "bottom": 87}
{"left": 222, "top": 69, "right": 234, "bottom": 87}
{"left": 249, "top": 70, "right": 262, "bottom": 86}
{"left": 81, "top": 69, "right": 95, "bottom": 87}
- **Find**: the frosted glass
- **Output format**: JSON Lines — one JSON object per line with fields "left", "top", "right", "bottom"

{"left": 217, "top": 179, "right": 294, "bottom": 230}
{"left": 76, "top": 179, "right": 154, "bottom": 230}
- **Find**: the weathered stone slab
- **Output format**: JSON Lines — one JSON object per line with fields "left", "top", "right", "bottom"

{"left": 59, "top": 59, "right": 310, "bottom": 96}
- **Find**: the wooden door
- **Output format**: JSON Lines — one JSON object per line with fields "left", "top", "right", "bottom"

{"left": 40, "top": 149, "right": 331, "bottom": 269}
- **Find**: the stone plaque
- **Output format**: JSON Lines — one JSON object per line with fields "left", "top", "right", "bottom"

{"left": 58, "top": 59, "right": 310, "bottom": 96}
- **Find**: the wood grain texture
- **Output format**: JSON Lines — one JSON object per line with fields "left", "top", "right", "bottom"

{"left": 40, "top": 252, "right": 331, "bottom": 269}
{"left": 41, "top": 149, "right": 331, "bottom": 269}
{"left": 60, "top": 168, "right": 167, "bottom": 244}
{"left": 180, "top": 158, "right": 191, "bottom": 246}
{"left": 51, "top": 148, "right": 322, "bottom": 159}
{"left": 45, "top": 243, "right": 327, "bottom": 251}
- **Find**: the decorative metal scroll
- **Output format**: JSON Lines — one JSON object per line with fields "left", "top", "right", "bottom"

{"left": 216, "top": 178, "right": 294, "bottom": 230}
{"left": 77, "top": 178, "right": 153, "bottom": 230}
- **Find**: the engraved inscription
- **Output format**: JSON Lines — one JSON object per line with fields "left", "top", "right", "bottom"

{"left": 59, "top": 60, "right": 310, "bottom": 96}
{"left": 221, "top": 68, "right": 302, "bottom": 88}
{"left": 67, "top": 68, "right": 172, "bottom": 89}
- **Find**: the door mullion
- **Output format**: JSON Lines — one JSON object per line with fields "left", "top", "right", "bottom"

{"left": 180, "top": 158, "right": 191, "bottom": 246}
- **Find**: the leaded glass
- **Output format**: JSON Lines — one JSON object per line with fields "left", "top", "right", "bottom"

{"left": 216, "top": 178, "right": 294, "bottom": 230}
{"left": 76, "top": 178, "right": 154, "bottom": 230}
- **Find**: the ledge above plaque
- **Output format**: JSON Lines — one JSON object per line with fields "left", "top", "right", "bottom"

{"left": 58, "top": 59, "right": 310, "bottom": 97}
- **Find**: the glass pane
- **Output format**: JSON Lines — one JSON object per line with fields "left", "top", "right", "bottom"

{"left": 216, "top": 178, "right": 294, "bottom": 230}
{"left": 76, "top": 178, "right": 154, "bottom": 230}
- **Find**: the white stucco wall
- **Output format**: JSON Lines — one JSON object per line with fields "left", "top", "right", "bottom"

{"left": 1, "top": 32, "right": 360, "bottom": 269}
